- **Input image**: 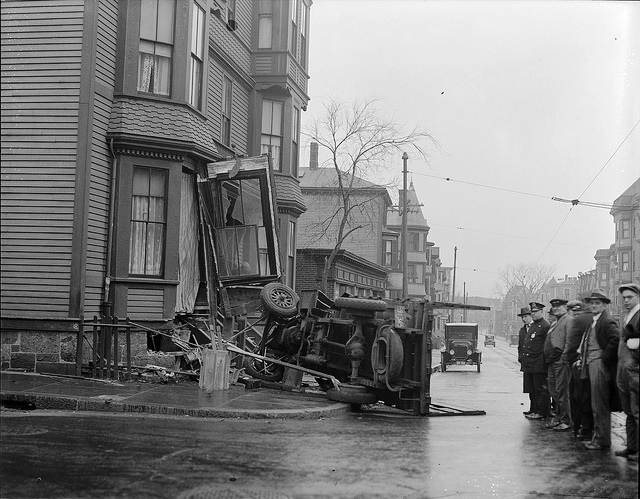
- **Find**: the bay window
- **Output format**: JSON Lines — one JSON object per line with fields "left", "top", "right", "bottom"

{"left": 138, "top": 0, "right": 175, "bottom": 96}
{"left": 129, "top": 167, "right": 167, "bottom": 276}
{"left": 261, "top": 100, "right": 283, "bottom": 171}
{"left": 189, "top": 2, "right": 205, "bottom": 109}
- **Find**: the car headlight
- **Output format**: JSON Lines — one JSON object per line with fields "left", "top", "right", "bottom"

{"left": 467, "top": 349, "right": 473, "bottom": 355}
{"left": 449, "top": 349, "right": 455, "bottom": 355}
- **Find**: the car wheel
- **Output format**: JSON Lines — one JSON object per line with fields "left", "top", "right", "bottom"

{"left": 260, "top": 283, "right": 299, "bottom": 319}
{"left": 477, "top": 353, "right": 481, "bottom": 373}
{"left": 441, "top": 353, "right": 447, "bottom": 372}
{"left": 326, "top": 385, "right": 378, "bottom": 405}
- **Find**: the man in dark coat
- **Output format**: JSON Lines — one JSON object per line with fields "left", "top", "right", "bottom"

{"left": 615, "top": 283, "right": 639, "bottom": 461}
{"left": 564, "top": 300, "right": 594, "bottom": 440}
{"left": 516, "top": 306, "right": 535, "bottom": 415}
{"left": 581, "top": 289, "right": 620, "bottom": 450}
{"left": 522, "top": 302, "right": 551, "bottom": 420}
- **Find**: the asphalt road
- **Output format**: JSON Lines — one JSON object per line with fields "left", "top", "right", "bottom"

{"left": 1, "top": 337, "right": 637, "bottom": 499}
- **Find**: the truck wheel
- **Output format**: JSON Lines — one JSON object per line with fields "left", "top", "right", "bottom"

{"left": 244, "top": 356, "right": 284, "bottom": 382}
{"left": 260, "top": 283, "right": 299, "bottom": 319}
{"left": 333, "top": 297, "right": 387, "bottom": 312}
{"left": 327, "top": 385, "right": 378, "bottom": 405}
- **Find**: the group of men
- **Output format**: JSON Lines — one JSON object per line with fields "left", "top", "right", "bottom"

{"left": 517, "top": 283, "right": 639, "bottom": 462}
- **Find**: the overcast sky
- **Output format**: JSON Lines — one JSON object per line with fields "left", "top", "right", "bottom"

{"left": 300, "top": 0, "right": 640, "bottom": 298}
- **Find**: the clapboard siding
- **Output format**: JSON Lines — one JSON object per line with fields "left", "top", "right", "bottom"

{"left": 127, "top": 288, "right": 165, "bottom": 320}
{"left": 84, "top": 0, "right": 118, "bottom": 315}
{"left": 0, "top": 0, "right": 85, "bottom": 318}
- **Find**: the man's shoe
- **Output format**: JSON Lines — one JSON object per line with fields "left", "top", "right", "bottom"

{"left": 627, "top": 453, "right": 638, "bottom": 462}
{"left": 615, "top": 449, "right": 637, "bottom": 458}
{"left": 526, "top": 413, "right": 544, "bottom": 420}
{"left": 545, "top": 420, "right": 560, "bottom": 429}
{"left": 554, "top": 423, "right": 572, "bottom": 432}
{"left": 523, "top": 411, "right": 533, "bottom": 415}
{"left": 584, "top": 442, "right": 607, "bottom": 450}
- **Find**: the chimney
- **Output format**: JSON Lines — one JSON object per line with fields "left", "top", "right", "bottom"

{"left": 310, "top": 142, "right": 318, "bottom": 170}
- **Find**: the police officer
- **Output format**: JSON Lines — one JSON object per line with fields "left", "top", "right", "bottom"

{"left": 523, "top": 302, "right": 551, "bottom": 420}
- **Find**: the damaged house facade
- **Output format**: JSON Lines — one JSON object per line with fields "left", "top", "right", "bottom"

{"left": 1, "top": 0, "right": 312, "bottom": 374}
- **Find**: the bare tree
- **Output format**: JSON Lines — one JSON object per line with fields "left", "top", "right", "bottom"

{"left": 495, "top": 262, "right": 556, "bottom": 308}
{"left": 303, "top": 98, "right": 437, "bottom": 293}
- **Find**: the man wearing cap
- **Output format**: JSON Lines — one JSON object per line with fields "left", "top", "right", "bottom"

{"left": 565, "top": 300, "right": 594, "bottom": 440}
{"left": 615, "top": 283, "right": 639, "bottom": 461}
{"left": 580, "top": 289, "right": 620, "bottom": 450}
{"left": 516, "top": 307, "right": 536, "bottom": 415}
{"left": 543, "top": 298, "right": 574, "bottom": 431}
{"left": 522, "top": 302, "right": 551, "bottom": 420}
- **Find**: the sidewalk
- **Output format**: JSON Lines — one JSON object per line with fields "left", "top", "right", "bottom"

{"left": 0, "top": 371, "right": 349, "bottom": 420}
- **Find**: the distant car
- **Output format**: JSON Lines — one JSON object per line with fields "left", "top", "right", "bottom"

{"left": 440, "top": 323, "right": 482, "bottom": 372}
{"left": 484, "top": 333, "right": 496, "bottom": 347}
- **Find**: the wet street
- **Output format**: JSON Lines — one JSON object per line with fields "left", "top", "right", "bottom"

{"left": 1, "top": 337, "right": 637, "bottom": 499}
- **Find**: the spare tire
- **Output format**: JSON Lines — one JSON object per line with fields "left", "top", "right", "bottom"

{"left": 327, "top": 385, "right": 378, "bottom": 405}
{"left": 371, "top": 325, "right": 404, "bottom": 384}
{"left": 260, "top": 283, "right": 299, "bottom": 319}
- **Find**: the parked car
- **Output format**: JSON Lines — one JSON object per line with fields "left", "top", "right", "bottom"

{"left": 440, "top": 323, "right": 482, "bottom": 372}
{"left": 484, "top": 333, "right": 496, "bottom": 347}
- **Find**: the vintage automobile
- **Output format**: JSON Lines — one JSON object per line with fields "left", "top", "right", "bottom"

{"left": 440, "top": 323, "right": 482, "bottom": 372}
{"left": 237, "top": 288, "right": 490, "bottom": 414}
{"left": 484, "top": 333, "right": 496, "bottom": 347}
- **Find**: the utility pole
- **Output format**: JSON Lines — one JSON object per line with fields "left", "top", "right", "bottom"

{"left": 401, "top": 152, "right": 409, "bottom": 299}
{"left": 451, "top": 246, "right": 457, "bottom": 303}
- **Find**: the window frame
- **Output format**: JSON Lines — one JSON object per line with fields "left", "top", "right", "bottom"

{"left": 261, "top": 99, "right": 284, "bottom": 172}
{"left": 188, "top": 1, "right": 206, "bottom": 110}
{"left": 221, "top": 75, "right": 233, "bottom": 146}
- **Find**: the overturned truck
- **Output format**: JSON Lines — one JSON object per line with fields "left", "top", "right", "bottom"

{"left": 190, "top": 155, "right": 490, "bottom": 415}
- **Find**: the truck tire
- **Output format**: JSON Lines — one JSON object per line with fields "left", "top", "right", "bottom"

{"left": 326, "top": 385, "right": 378, "bottom": 405}
{"left": 260, "top": 283, "right": 299, "bottom": 319}
{"left": 333, "top": 297, "right": 387, "bottom": 312}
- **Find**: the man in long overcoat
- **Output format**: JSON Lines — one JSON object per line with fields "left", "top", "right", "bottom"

{"left": 615, "top": 283, "right": 639, "bottom": 461}
{"left": 517, "top": 306, "right": 535, "bottom": 414}
{"left": 544, "top": 298, "right": 574, "bottom": 431}
{"left": 581, "top": 289, "right": 620, "bottom": 450}
{"left": 522, "top": 302, "right": 550, "bottom": 420}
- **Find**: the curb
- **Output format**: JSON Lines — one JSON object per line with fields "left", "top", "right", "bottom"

{"left": 0, "top": 391, "right": 350, "bottom": 420}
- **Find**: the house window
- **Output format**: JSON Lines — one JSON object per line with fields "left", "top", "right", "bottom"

{"left": 287, "top": 221, "right": 296, "bottom": 287}
{"left": 138, "top": 0, "right": 175, "bottom": 96}
{"left": 129, "top": 167, "right": 167, "bottom": 276}
{"left": 188, "top": 2, "right": 205, "bottom": 109}
{"left": 222, "top": 76, "right": 232, "bottom": 146}
{"left": 258, "top": 0, "right": 273, "bottom": 49}
{"left": 292, "top": 107, "right": 300, "bottom": 177}
{"left": 261, "top": 100, "right": 283, "bottom": 171}
{"left": 384, "top": 239, "right": 397, "bottom": 267}
{"left": 622, "top": 252, "right": 630, "bottom": 272}
{"left": 291, "top": 0, "right": 298, "bottom": 58}
{"left": 300, "top": 1, "right": 308, "bottom": 68}
{"left": 408, "top": 232, "right": 420, "bottom": 252}
{"left": 621, "top": 219, "right": 630, "bottom": 239}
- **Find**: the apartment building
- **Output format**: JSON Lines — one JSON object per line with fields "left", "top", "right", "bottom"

{"left": 1, "top": 0, "right": 312, "bottom": 373}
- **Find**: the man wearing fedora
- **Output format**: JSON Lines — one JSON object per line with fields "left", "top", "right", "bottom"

{"left": 516, "top": 306, "right": 536, "bottom": 415}
{"left": 615, "top": 283, "right": 639, "bottom": 461}
{"left": 544, "top": 298, "right": 574, "bottom": 432}
{"left": 522, "top": 302, "right": 551, "bottom": 420}
{"left": 564, "top": 300, "right": 594, "bottom": 440}
{"left": 579, "top": 289, "right": 620, "bottom": 450}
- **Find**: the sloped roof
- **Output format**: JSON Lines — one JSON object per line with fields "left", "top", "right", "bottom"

{"left": 387, "top": 182, "right": 429, "bottom": 229}
{"left": 299, "top": 167, "right": 385, "bottom": 190}
{"left": 610, "top": 178, "right": 640, "bottom": 215}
